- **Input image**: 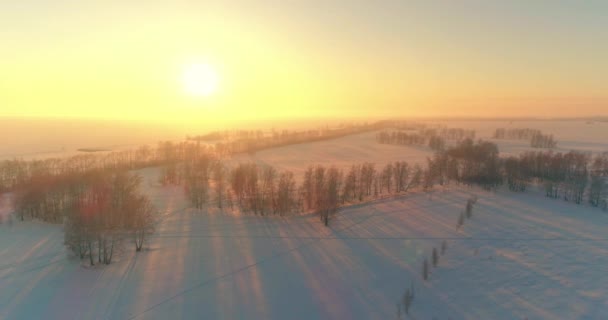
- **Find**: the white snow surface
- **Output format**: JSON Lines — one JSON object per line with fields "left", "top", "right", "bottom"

{"left": 1, "top": 167, "right": 607, "bottom": 319}
{"left": 2, "top": 120, "right": 608, "bottom": 319}
{"left": 232, "top": 120, "right": 608, "bottom": 179}
{"left": 230, "top": 131, "right": 433, "bottom": 179}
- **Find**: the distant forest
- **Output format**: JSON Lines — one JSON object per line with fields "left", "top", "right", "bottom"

{"left": 493, "top": 128, "right": 557, "bottom": 148}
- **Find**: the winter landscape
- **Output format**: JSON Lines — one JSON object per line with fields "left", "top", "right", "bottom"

{"left": 1, "top": 119, "right": 608, "bottom": 319}
{"left": 2, "top": 1, "right": 608, "bottom": 320}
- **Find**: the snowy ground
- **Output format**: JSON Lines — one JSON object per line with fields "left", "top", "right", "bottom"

{"left": 230, "top": 130, "right": 434, "bottom": 178}
{"left": 1, "top": 166, "right": 607, "bottom": 319}
{"left": 432, "top": 119, "right": 608, "bottom": 156}
{"left": 3, "top": 118, "right": 606, "bottom": 161}
{"left": 232, "top": 120, "right": 608, "bottom": 178}
{"left": 2, "top": 120, "right": 608, "bottom": 319}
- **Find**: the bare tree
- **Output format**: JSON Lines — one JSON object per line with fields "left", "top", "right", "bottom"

{"left": 302, "top": 166, "right": 314, "bottom": 210}
{"left": 261, "top": 166, "right": 277, "bottom": 215}
{"left": 402, "top": 282, "right": 415, "bottom": 316}
{"left": 396, "top": 302, "right": 402, "bottom": 320}
{"left": 422, "top": 258, "right": 429, "bottom": 281}
{"left": 320, "top": 167, "right": 342, "bottom": 226}
{"left": 465, "top": 196, "right": 477, "bottom": 219}
{"left": 313, "top": 165, "right": 326, "bottom": 211}
{"left": 213, "top": 163, "right": 226, "bottom": 209}
{"left": 127, "top": 195, "right": 156, "bottom": 252}
{"left": 342, "top": 165, "right": 358, "bottom": 202}
{"left": 276, "top": 171, "right": 296, "bottom": 216}
{"left": 381, "top": 163, "right": 393, "bottom": 194}
{"left": 393, "top": 161, "right": 410, "bottom": 193}
{"left": 457, "top": 211, "right": 465, "bottom": 229}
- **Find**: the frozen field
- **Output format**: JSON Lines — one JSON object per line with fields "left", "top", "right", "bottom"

{"left": 1, "top": 167, "right": 607, "bottom": 319}
{"left": 229, "top": 120, "right": 608, "bottom": 182}
{"left": 232, "top": 119, "right": 608, "bottom": 179}
{"left": 2, "top": 118, "right": 606, "bottom": 161}
{"left": 1, "top": 119, "right": 608, "bottom": 319}
{"left": 434, "top": 119, "right": 608, "bottom": 156}
{"left": 231, "top": 130, "right": 433, "bottom": 178}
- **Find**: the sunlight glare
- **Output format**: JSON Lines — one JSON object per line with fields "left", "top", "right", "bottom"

{"left": 182, "top": 63, "right": 219, "bottom": 97}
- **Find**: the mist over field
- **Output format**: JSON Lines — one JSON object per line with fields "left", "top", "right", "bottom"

{"left": 0, "top": 117, "right": 357, "bottom": 160}
{"left": 3, "top": 117, "right": 607, "bottom": 159}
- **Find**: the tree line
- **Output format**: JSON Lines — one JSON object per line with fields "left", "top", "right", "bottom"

{"left": 192, "top": 121, "right": 390, "bottom": 157}
{"left": 530, "top": 132, "right": 557, "bottom": 149}
{"left": 0, "top": 140, "right": 216, "bottom": 194}
{"left": 503, "top": 151, "right": 608, "bottom": 208}
{"left": 493, "top": 128, "right": 541, "bottom": 140}
{"left": 492, "top": 127, "right": 557, "bottom": 149}
{"left": 377, "top": 131, "right": 448, "bottom": 151}
{"left": 376, "top": 127, "right": 476, "bottom": 152}
{"left": 169, "top": 138, "right": 607, "bottom": 227}
{"left": 168, "top": 156, "right": 426, "bottom": 226}
{"left": 6, "top": 140, "right": 216, "bottom": 224}
{"left": 423, "top": 139, "right": 503, "bottom": 189}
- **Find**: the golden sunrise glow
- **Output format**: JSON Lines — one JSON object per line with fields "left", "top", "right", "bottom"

{"left": 0, "top": 2, "right": 606, "bottom": 125}
{"left": 182, "top": 63, "right": 218, "bottom": 97}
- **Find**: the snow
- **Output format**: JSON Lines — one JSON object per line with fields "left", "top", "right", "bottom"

{"left": 231, "top": 120, "right": 608, "bottom": 180}
{"left": 2, "top": 120, "right": 608, "bottom": 319}
{"left": 431, "top": 119, "right": 608, "bottom": 156}
{"left": 230, "top": 131, "right": 434, "bottom": 178}
{"left": 2, "top": 167, "right": 607, "bottom": 319}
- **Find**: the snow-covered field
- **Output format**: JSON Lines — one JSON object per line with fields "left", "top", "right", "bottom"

{"left": 434, "top": 119, "right": 608, "bottom": 156}
{"left": 3, "top": 118, "right": 606, "bottom": 161}
{"left": 2, "top": 119, "right": 608, "bottom": 319}
{"left": 231, "top": 131, "right": 433, "bottom": 178}
{"left": 232, "top": 119, "right": 608, "bottom": 179}
{"left": 1, "top": 167, "right": 608, "bottom": 319}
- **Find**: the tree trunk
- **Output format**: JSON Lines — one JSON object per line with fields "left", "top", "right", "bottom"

{"left": 88, "top": 241, "right": 95, "bottom": 266}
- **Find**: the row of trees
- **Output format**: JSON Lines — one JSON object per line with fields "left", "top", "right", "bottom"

{"left": 376, "top": 126, "right": 476, "bottom": 152}
{"left": 416, "top": 139, "right": 607, "bottom": 209}
{"left": 376, "top": 131, "right": 427, "bottom": 146}
{"left": 173, "top": 158, "right": 426, "bottom": 226}
{"left": 530, "top": 132, "right": 557, "bottom": 149}
{"left": 386, "top": 121, "right": 475, "bottom": 140}
{"left": 424, "top": 139, "right": 502, "bottom": 189}
{"left": 422, "top": 127, "right": 476, "bottom": 141}
{"left": 170, "top": 139, "right": 608, "bottom": 228}
{"left": 493, "top": 127, "right": 557, "bottom": 149}
{"left": 172, "top": 139, "right": 607, "bottom": 227}
{"left": 376, "top": 131, "right": 448, "bottom": 152}
{"left": 493, "top": 128, "right": 541, "bottom": 140}
{"left": 503, "top": 151, "right": 608, "bottom": 207}
{"left": 7, "top": 140, "right": 215, "bottom": 224}
{"left": 0, "top": 140, "right": 216, "bottom": 193}
{"left": 203, "top": 121, "right": 388, "bottom": 156}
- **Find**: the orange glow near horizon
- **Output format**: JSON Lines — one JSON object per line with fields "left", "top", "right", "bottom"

{"left": 1, "top": 2, "right": 607, "bottom": 125}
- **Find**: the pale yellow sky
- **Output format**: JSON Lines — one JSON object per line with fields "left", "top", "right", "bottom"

{"left": 1, "top": 1, "right": 607, "bottom": 125}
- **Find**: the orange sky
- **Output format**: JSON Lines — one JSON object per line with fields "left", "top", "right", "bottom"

{"left": 1, "top": 1, "right": 607, "bottom": 126}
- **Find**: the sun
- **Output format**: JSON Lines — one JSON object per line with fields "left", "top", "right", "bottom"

{"left": 182, "top": 63, "right": 219, "bottom": 97}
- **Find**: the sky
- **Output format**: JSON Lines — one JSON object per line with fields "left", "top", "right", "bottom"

{"left": 1, "top": 0, "right": 607, "bottom": 126}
